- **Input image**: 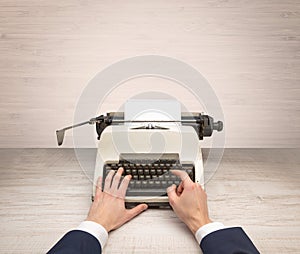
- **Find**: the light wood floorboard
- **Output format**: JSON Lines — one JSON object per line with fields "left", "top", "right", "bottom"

{"left": 0, "top": 148, "right": 299, "bottom": 253}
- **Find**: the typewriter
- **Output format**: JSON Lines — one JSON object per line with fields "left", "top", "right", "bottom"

{"left": 56, "top": 100, "right": 223, "bottom": 207}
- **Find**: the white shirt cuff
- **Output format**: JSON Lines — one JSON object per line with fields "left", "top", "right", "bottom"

{"left": 77, "top": 221, "right": 108, "bottom": 248}
{"left": 195, "top": 222, "right": 225, "bottom": 244}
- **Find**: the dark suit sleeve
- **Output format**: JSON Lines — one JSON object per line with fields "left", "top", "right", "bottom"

{"left": 47, "top": 230, "right": 102, "bottom": 254}
{"left": 200, "top": 227, "right": 260, "bottom": 254}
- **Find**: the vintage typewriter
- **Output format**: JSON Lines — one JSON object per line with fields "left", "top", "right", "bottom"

{"left": 56, "top": 100, "right": 223, "bottom": 207}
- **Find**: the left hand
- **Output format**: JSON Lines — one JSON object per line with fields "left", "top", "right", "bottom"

{"left": 86, "top": 167, "right": 148, "bottom": 232}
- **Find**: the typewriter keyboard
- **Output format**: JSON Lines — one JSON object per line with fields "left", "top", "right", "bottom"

{"left": 102, "top": 154, "right": 195, "bottom": 196}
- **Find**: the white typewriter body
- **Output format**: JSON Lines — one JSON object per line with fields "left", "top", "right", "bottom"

{"left": 93, "top": 124, "right": 204, "bottom": 204}
{"left": 55, "top": 99, "right": 223, "bottom": 205}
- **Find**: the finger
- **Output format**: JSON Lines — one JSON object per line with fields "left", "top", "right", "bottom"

{"left": 127, "top": 203, "right": 148, "bottom": 220}
{"left": 167, "top": 184, "right": 178, "bottom": 206}
{"left": 104, "top": 170, "right": 115, "bottom": 192}
{"left": 197, "top": 182, "right": 205, "bottom": 191}
{"left": 170, "top": 170, "right": 193, "bottom": 186}
{"left": 95, "top": 176, "right": 103, "bottom": 201}
{"left": 176, "top": 181, "right": 184, "bottom": 196}
{"left": 110, "top": 167, "right": 123, "bottom": 190}
{"left": 118, "top": 175, "right": 131, "bottom": 198}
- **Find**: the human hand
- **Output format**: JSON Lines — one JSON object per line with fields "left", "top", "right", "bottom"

{"left": 86, "top": 167, "right": 148, "bottom": 232}
{"left": 167, "top": 170, "right": 212, "bottom": 234}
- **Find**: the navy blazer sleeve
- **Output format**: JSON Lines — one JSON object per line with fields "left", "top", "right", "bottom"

{"left": 200, "top": 227, "right": 260, "bottom": 254}
{"left": 47, "top": 227, "right": 259, "bottom": 254}
{"left": 47, "top": 230, "right": 102, "bottom": 254}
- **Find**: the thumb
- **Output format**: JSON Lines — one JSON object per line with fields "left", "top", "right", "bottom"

{"left": 127, "top": 203, "right": 148, "bottom": 219}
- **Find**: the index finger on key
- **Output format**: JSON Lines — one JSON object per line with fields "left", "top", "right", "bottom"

{"left": 170, "top": 170, "right": 193, "bottom": 186}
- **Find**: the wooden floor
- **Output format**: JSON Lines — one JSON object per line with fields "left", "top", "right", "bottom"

{"left": 0, "top": 148, "right": 299, "bottom": 253}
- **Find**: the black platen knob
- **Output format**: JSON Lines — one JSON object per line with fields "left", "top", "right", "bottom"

{"left": 213, "top": 121, "right": 223, "bottom": 132}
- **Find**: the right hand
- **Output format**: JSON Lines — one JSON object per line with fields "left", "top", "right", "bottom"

{"left": 167, "top": 170, "right": 212, "bottom": 234}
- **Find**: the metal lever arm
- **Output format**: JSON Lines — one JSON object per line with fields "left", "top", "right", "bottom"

{"left": 56, "top": 118, "right": 98, "bottom": 146}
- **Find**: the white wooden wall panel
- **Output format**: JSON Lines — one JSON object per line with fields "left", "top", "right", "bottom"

{"left": 0, "top": 0, "right": 299, "bottom": 148}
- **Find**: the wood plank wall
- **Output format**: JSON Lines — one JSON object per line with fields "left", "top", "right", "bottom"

{"left": 0, "top": 0, "right": 299, "bottom": 148}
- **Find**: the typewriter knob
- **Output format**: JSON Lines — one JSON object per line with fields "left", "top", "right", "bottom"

{"left": 202, "top": 116, "right": 223, "bottom": 137}
{"left": 213, "top": 121, "right": 223, "bottom": 132}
